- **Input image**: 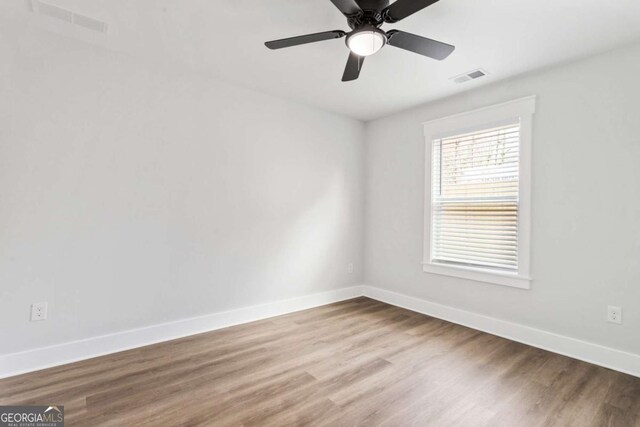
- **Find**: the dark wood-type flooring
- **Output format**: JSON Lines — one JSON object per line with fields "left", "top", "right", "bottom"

{"left": 1, "top": 297, "right": 639, "bottom": 426}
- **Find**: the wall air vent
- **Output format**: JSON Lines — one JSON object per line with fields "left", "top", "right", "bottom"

{"left": 31, "top": 0, "right": 108, "bottom": 33}
{"left": 451, "top": 69, "right": 487, "bottom": 84}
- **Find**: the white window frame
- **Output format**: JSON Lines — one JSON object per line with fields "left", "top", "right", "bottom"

{"left": 423, "top": 96, "right": 535, "bottom": 289}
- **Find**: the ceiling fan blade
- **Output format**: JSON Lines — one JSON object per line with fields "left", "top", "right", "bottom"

{"left": 265, "top": 30, "right": 346, "bottom": 50}
{"left": 330, "top": 0, "right": 362, "bottom": 16}
{"left": 387, "top": 30, "right": 455, "bottom": 60}
{"left": 383, "top": 0, "right": 439, "bottom": 23}
{"left": 342, "top": 52, "right": 364, "bottom": 82}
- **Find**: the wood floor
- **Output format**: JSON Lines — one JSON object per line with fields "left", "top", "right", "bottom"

{"left": 1, "top": 298, "right": 639, "bottom": 426}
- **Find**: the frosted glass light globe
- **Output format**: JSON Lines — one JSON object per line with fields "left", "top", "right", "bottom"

{"left": 347, "top": 29, "right": 386, "bottom": 57}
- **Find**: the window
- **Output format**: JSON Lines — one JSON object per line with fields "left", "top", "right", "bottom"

{"left": 431, "top": 122, "right": 520, "bottom": 271}
{"left": 423, "top": 97, "right": 535, "bottom": 289}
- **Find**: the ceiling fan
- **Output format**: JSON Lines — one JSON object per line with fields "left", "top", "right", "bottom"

{"left": 265, "top": 0, "right": 455, "bottom": 82}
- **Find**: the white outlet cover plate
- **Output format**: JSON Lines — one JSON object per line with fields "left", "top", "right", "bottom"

{"left": 607, "top": 305, "right": 622, "bottom": 324}
{"left": 30, "top": 302, "right": 48, "bottom": 321}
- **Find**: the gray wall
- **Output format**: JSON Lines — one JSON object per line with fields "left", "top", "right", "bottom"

{"left": 364, "top": 42, "right": 640, "bottom": 355}
{"left": 0, "top": 28, "right": 365, "bottom": 354}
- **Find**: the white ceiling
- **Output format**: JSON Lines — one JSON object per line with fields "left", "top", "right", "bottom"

{"left": 4, "top": 0, "right": 640, "bottom": 120}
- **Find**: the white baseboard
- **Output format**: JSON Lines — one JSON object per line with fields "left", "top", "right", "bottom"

{"left": 0, "top": 286, "right": 364, "bottom": 379}
{"left": 4, "top": 284, "right": 638, "bottom": 380}
{"left": 364, "top": 285, "right": 640, "bottom": 378}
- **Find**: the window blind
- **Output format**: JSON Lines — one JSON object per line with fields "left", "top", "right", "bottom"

{"left": 431, "top": 122, "right": 520, "bottom": 271}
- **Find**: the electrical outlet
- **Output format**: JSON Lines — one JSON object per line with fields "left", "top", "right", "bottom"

{"left": 607, "top": 305, "right": 622, "bottom": 324}
{"left": 348, "top": 263, "right": 354, "bottom": 274}
{"left": 30, "top": 302, "right": 48, "bottom": 321}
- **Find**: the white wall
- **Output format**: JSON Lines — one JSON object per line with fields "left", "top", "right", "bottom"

{"left": 0, "top": 27, "right": 364, "bottom": 355}
{"left": 3, "top": 10, "right": 639, "bottom": 372}
{"left": 365, "top": 41, "right": 640, "bottom": 356}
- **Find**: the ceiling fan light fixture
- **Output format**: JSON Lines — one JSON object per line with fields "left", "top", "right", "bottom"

{"left": 346, "top": 27, "right": 386, "bottom": 57}
{"left": 264, "top": 0, "right": 456, "bottom": 81}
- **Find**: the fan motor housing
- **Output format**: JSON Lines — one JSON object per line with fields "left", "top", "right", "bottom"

{"left": 347, "top": 0, "right": 389, "bottom": 29}
{"left": 355, "top": 0, "right": 390, "bottom": 10}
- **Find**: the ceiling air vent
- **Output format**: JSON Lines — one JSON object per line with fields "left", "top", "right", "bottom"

{"left": 31, "top": 0, "right": 108, "bottom": 33}
{"left": 451, "top": 69, "right": 487, "bottom": 84}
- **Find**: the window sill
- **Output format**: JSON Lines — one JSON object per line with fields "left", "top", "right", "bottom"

{"left": 422, "top": 262, "right": 531, "bottom": 290}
